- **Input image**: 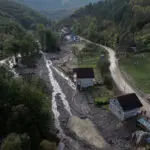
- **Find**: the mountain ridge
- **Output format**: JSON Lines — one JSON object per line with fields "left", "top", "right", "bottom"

{"left": 14, "top": 0, "right": 99, "bottom": 10}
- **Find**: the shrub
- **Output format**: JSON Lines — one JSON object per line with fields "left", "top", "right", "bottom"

{"left": 1, "top": 133, "right": 30, "bottom": 150}
{"left": 95, "top": 97, "right": 109, "bottom": 106}
{"left": 40, "top": 140, "right": 56, "bottom": 150}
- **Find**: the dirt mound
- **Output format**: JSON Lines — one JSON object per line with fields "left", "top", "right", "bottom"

{"left": 67, "top": 116, "right": 110, "bottom": 149}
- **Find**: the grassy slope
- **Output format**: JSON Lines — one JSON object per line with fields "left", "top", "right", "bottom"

{"left": 120, "top": 53, "right": 150, "bottom": 93}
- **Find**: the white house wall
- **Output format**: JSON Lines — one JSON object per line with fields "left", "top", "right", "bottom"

{"left": 77, "top": 78, "right": 94, "bottom": 88}
{"left": 109, "top": 99, "right": 124, "bottom": 120}
{"left": 123, "top": 108, "right": 139, "bottom": 119}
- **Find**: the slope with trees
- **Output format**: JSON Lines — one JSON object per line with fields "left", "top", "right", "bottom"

{"left": 14, "top": 0, "right": 98, "bottom": 11}
{"left": 0, "top": 67, "right": 58, "bottom": 150}
{"left": 0, "top": 0, "right": 49, "bottom": 29}
{"left": 61, "top": 0, "right": 150, "bottom": 52}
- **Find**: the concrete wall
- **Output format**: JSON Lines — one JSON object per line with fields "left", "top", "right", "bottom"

{"left": 77, "top": 78, "right": 94, "bottom": 88}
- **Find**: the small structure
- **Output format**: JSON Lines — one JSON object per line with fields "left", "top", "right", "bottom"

{"left": 109, "top": 93, "right": 143, "bottom": 121}
{"left": 73, "top": 68, "right": 95, "bottom": 88}
{"left": 137, "top": 117, "right": 150, "bottom": 132}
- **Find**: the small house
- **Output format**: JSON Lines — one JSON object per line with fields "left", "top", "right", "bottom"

{"left": 109, "top": 93, "right": 143, "bottom": 121}
{"left": 73, "top": 68, "right": 95, "bottom": 88}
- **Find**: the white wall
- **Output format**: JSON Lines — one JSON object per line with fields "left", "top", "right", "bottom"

{"left": 77, "top": 78, "right": 94, "bottom": 88}
{"left": 109, "top": 99, "right": 124, "bottom": 120}
{"left": 123, "top": 108, "right": 139, "bottom": 119}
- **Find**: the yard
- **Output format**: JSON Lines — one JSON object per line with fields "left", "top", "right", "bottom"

{"left": 120, "top": 53, "right": 150, "bottom": 94}
{"left": 74, "top": 43, "right": 106, "bottom": 68}
{"left": 86, "top": 85, "right": 114, "bottom": 108}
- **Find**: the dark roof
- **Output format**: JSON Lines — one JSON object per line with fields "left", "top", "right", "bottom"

{"left": 116, "top": 93, "right": 143, "bottom": 111}
{"left": 73, "top": 68, "right": 94, "bottom": 78}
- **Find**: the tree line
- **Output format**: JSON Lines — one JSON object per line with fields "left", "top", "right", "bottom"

{"left": 0, "top": 67, "right": 58, "bottom": 150}
{"left": 0, "top": 1, "right": 61, "bottom": 149}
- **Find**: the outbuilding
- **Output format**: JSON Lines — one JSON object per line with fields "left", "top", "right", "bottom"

{"left": 109, "top": 93, "right": 143, "bottom": 121}
{"left": 73, "top": 68, "right": 95, "bottom": 88}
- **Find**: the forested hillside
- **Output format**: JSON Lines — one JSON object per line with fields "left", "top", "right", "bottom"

{"left": 0, "top": 0, "right": 49, "bottom": 29}
{"left": 0, "top": 1, "right": 59, "bottom": 150}
{"left": 62, "top": 0, "right": 150, "bottom": 52}
{"left": 0, "top": 0, "right": 51, "bottom": 59}
{"left": 14, "top": 0, "right": 98, "bottom": 11}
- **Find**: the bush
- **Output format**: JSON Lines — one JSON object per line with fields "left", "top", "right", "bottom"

{"left": 40, "top": 140, "right": 57, "bottom": 150}
{"left": 103, "top": 74, "right": 113, "bottom": 90}
{"left": 95, "top": 97, "right": 109, "bottom": 106}
{"left": 1, "top": 133, "right": 30, "bottom": 150}
{"left": 97, "top": 58, "right": 113, "bottom": 89}
{"left": 0, "top": 70, "right": 54, "bottom": 150}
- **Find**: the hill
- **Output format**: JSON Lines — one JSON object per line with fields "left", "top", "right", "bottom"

{"left": 41, "top": 9, "right": 75, "bottom": 20}
{"left": 14, "top": 0, "right": 99, "bottom": 20}
{"left": 15, "top": 0, "right": 99, "bottom": 10}
{"left": 61, "top": 0, "right": 150, "bottom": 52}
{"left": 0, "top": 0, "right": 50, "bottom": 59}
{"left": 0, "top": 0, "right": 49, "bottom": 29}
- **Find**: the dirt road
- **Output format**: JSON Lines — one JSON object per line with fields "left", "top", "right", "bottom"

{"left": 80, "top": 36, "right": 150, "bottom": 115}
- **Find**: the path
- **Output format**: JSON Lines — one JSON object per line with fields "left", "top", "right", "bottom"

{"left": 79, "top": 36, "right": 150, "bottom": 115}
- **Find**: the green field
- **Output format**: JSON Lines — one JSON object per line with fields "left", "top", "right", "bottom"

{"left": 77, "top": 56, "right": 100, "bottom": 68}
{"left": 75, "top": 43, "right": 106, "bottom": 68}
{"left": 120, "top": 53, "right": 150, "bottom": 94}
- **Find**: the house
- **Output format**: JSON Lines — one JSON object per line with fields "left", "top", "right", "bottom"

{"left": 73, "top": 68, "right": 95, "bottom": 88}
{"left": 109, "top": 93, "right": 143, "bottom": 121}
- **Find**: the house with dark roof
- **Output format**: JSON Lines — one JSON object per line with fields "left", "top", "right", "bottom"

{"left": 109, "top": 93, "right": 143, "bottom": 120}
{"left": 73, "top": 68, "right": 95, "bottom": 88}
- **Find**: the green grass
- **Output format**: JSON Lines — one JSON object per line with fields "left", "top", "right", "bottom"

{"left": 86, "top": 85, "right": 113, "bottom": 108}
{"left": 95, "top": 97, "right": 109, "bottom": 105}
{"left": 74, "top": 43, "right": 106, "bottom": 68}
{"left": 77, "top": 56, "right": 100, "bottom": 68}
{"left": 120, "top": 53, "right": 150, "bottom": 93}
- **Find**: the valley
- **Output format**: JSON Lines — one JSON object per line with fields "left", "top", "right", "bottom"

{"left": 0, "top": 0, "right": 150, "bottom": 150}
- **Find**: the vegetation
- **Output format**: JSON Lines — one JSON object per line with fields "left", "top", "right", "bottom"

{"left": 61, "top": 0, "right": 150, "bottom": 52}
{"left": 14, "top": 0, "right": 98, "bottom": 12}
{"left": 0, "top": 0, "right": 51, "bottom": 61}
{"left": 0, "top": 1, "right": 60, "bottom": 150}
{"left": 120, "top": 53, "right": 150, "bottom": 93}
{"left": 1, "top": 133, "right": 30, "bottom": 150}
{"left": 36, "top": 24, "right": 59, "bottom": 52}
{"left": 87, "top": 85, "right": 113, "bottom": 108}
{"left": 74, "top": 43, "right": 106, "bottom": 68}
{"left": 76, "top": 43, "right": 113, "bottom": 106}
{"left": 0, "top": 67, "right": 58, "bottom": 150}
{"left": 95, "top": 97, "right": 109, "bottom": 106}
{"left": 0, "top": 0, "right": 49, "bottom": 29}
{"left": 97, "top": 59, "right": 113, "bottom": 90}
